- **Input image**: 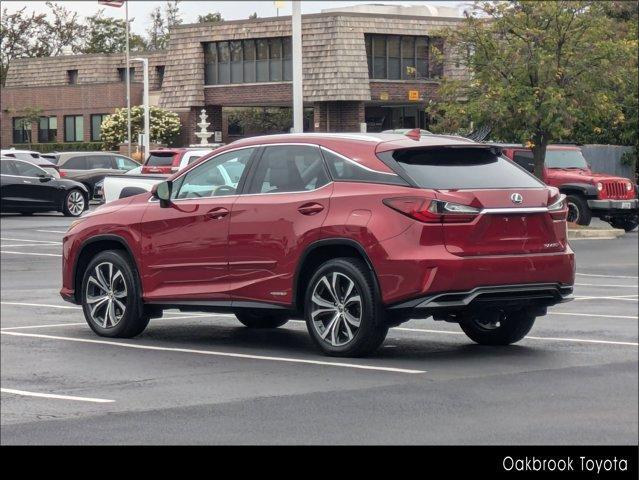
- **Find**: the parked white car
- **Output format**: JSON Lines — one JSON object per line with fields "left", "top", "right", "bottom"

{"left": 1, "top": 149, "right": 61, "bottom": 178}
{"left": 101, "top": 148, "right": 217, "bottom": 203}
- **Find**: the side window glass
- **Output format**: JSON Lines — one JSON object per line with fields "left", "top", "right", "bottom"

{"left": 186, "top": 154, "right": 203, "bottom": 165}
{"left": 249, "top": 145, "right": 329, "bottom": 194}
{"left": 63, "top": 156, "right": 87, "bottom": 170}
{"left": 174, "top": 148, "right": 254, "bottom": 199}
{"left": 322, "top": 148, "right": 406, "bottom": 185}
{"left": 512, "top": 151, "right": 535, "bottom": 173}
{"left": 1, "top": 161, "right": 18, "bottom": 175}
{"left": 115, "top": 156, "right": 138, "bottom": 170}
{"left": 88, "top": 155, "right": 114, "bottom": 169}
{"left": 13, "top": 161, "right": 45, "bottom": 177}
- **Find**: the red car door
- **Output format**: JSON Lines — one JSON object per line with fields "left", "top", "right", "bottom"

{"left": 228, "top": 144, "right": 333, "bottom": 306}
{"left": 138, "top": 147, "right": 256, "bottom": 303}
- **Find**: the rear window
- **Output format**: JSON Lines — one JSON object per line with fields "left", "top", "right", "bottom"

{"left": 388, "top": 147, "right": 543, "bottom": 189}
{"left": 545, "top": 149, "right": 588, "bottom": 169}
{"left": 146, "top": 152, "right": 177, "bottom": 167}
{"left": 41, "top": 154, "right": 59, "bottom": 164}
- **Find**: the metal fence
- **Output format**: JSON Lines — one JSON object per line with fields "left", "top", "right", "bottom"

{"left": 580, "top": 144, "right": 636, "bottom": 180}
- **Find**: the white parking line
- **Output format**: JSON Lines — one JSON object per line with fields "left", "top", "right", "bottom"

{"left": 0, "top": 251, "right": 62, "bottom": 257}
{"left": 548, "top": 311, "right": 638, "bottom": 320}
{"left": 36, "top": 230, "right": 67, "bottom": 234}
{"left": 1, "top": 301, "right": 80, "bottom": 309}
{"left": 577, "top": 273, "right": 639, "bottom": 279}
{"left": 0, "top": 331, "right": 426, "bottom": 374}
{"left": 1, "top": 243, "right": 61, "bottom": 248}
{"left": 1, "top": 388, "right": 114, "bottom": 403}
{"left": 574, "top": 295, "right": 638, "bottom": 301}
{"left": 0, "top": 238, "right": 61, "bottom": 244}
{"left": 575, "top": 283, "right": 638, "bottom": 288}
{"left": 1, "top": 323, "right": 86, "bottom": 331}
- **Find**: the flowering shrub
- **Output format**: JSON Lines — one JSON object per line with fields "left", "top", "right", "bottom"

{"left": 101, "top": 106, "right": 181, "bottom": 149}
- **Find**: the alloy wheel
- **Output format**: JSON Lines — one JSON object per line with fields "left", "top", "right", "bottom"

{"left": 85, "top": 262, "right": 128, "bottom": 328}
{"left": 67, "top": 191, "right": 85, "bottom": 216}
{"left": 310, "top": 271, "right": 362, "bottom": 347}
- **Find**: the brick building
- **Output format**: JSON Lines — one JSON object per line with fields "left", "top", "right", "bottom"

{"left": 0, "top": 4, "right": 468, "bottom": 148}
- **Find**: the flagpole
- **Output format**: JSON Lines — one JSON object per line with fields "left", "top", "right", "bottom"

{"left": 125, "top": 0, "right": 131, "bottom": 158}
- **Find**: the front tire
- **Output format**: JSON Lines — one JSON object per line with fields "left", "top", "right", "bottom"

{"left": 80, "top": 250, "right": 149, "bottom": 338}
{"left": 305, "top": 257, "right": 388, "bottom": 357}
{"left": 460, "top": 309, "right": 536, "bottom": 345}
{"left": 63, "top": 189, "right": 86, "bottom": 217}
{"left": 235, "top": 310, "right": 289, "bottom": 329}
{"left": 566, "top": 194, "right": 591, "bottom": 226}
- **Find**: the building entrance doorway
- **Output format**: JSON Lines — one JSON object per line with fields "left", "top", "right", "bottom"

{"left": 365, "top": 105, "right": 428, "bottom": 132}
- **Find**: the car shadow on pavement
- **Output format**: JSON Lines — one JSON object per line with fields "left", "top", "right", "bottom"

{"left": 138, "top": 321, "right": 542, "bottom": 362}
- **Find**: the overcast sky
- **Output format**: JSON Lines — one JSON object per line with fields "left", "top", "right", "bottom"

{"left": 3, "top": 1, "right": 467, "bottom": 35}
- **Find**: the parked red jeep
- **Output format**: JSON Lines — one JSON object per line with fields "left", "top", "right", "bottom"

{"left": 141, "top": 148, "right": 215, "bottom": 175}
{"left": 500, "top": 145, "right": 638, "bottom": 232}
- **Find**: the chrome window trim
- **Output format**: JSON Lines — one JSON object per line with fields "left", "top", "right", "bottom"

{"left": 320, "top": 146, "right": 399, "bottom": 176}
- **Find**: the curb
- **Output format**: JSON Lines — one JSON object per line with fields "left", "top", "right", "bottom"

{"left": 567, "top": 228, "right": 625, "bottom": 239}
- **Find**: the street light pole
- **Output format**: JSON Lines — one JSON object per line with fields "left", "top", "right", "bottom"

{"left": 125, "top": 0, "right": 132, "bottom": 158}
{"left": 132, "top": 57, "right": 150, "bottom": 161}
{"left": 292, "top": 1, "right": 303, "bottom": 133}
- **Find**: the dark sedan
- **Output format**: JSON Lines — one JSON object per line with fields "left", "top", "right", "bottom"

{"left": 1, "top": 157, "right": 89, "bottom": 217}
{"left": 47, "top": 152, "right": 140, "bottom": 200}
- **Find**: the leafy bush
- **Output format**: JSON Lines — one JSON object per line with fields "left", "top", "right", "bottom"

{"left": 9, "top": 142, "right": 106, "bottom": 153}
{"left": 100, "top": 106, "right": 181, "bottom": 150}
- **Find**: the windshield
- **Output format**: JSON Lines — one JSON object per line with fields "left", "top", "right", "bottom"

{"left": 545, "top": 150, "right": 588, "bottom": 169}
{"left": 387, "top": 147, "right": 543, "bottom": 189}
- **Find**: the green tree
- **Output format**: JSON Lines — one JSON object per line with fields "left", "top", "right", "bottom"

{"left": 428, "top": 1, "right": 635, "bottom": 178}
{"left": 228, "top": 107, "right": 293, "bottom": 135}
{"left": 81, "top": 10, "right": 147, "bottom": 54}
{"left": 0, "top": 7, "right": 47, "bottom": 85}
{"left": 100, "top": 106, "right": 181, "bottom": 149}
{"left": 197, "top": 12, "right": 223, "bottom": 23}
{"left": 147, "top": 1, "right": 182, "bottom": 50}
{"left": 12, "top": 106, "right": 43, "bottom": 148}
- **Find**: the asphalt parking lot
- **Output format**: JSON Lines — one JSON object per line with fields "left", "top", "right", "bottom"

{"left": 1, "top": 211, "right": 637, "bottom": 445}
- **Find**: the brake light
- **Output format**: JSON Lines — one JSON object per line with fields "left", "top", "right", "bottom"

{"left": 59, "top": 170, "right": 67, "bottom": 178}
{"left": 548, "top": 194, "right": 567, "bottom": 220}
{"left": 383, "top": 197, "right": 480, "bottom": 223}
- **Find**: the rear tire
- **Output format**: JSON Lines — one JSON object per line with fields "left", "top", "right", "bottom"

{"left": 609, "top": 218, "right": 638, "bottom": 232}
{"left": 460, "top": 309, "right": 536, "bottom": 345}
{"left": 80, "top": 250, "right": 149, "bottom": 338}
{"left": 566, "top": 194, "right": 591, "bottom": 226}
{"left": 235, "top": 310, "right": 289, "bottom": 329}
{"left": 304, "top": 257, "right": 388, "bottom": 357}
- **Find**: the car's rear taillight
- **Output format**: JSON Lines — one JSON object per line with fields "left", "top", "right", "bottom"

{"left": 548, "top": 194, "right": 567, "bottom": 220}
{"left": 383, "top": 197, "right": 480, "bottom": 223}
{"left": 59, "top": 170, "right": 67, "bottom": 177}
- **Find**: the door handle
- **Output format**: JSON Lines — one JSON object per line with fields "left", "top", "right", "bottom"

{"left": 206, "top": 207, "right": 229, "bottom": 220}
{"left": 298, "top": 202, "right": 325, "bottom": 216}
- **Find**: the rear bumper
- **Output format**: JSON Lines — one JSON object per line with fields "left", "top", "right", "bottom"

{"left": 587, "top": 199, "right": 638, "bottom": 211}
{"left": 388, "top": 282, "right": 573, "bottom": 317}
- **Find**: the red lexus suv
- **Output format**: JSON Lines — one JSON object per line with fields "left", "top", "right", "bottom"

{"left": 61, "top": 132, "right": 575, "bottom": 356}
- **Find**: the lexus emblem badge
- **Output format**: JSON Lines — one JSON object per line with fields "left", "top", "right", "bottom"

{"left": 511, "top": 193, "right": 523, "bottom": 204}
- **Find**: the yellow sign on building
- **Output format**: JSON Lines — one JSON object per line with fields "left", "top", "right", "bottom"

{"left": 379, "top": 92, "right": 389, "bottom": 101}
{"left": 408, "top": 90, "right": 420, "bottom": 101}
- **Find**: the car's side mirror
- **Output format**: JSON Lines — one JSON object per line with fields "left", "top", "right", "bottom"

{"left": 39, "top": 174, "right": 53, "bottom": 183}
{"left": 154, "top": 180, "right": 173, "bottom": 208}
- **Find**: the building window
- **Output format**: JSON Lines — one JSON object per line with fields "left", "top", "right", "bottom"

{"left": 118, "top": 67, "right": 135, "bottom": 82}
{"left": 91, "top": 114, "right": 106, "bottom": 142}
{"left": 64, "top": 115, "right": 84, "bottom": 142}
{"left": 67, "top": 69, "right": 78, "bottom": 85}
{"left": 204, "top": 37, "right": 292, "bottom": 85}
{"left": 155, "top": 65, "right": 165, "bottom": 88}
{"left": 38, "top": 117, "right": 58, "bottom": 143}
{"left": 12, "top": 118, "right": 31, "bottom": 144}
{"left": 365, "top": 34, "right": 438, "bottom": 80}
